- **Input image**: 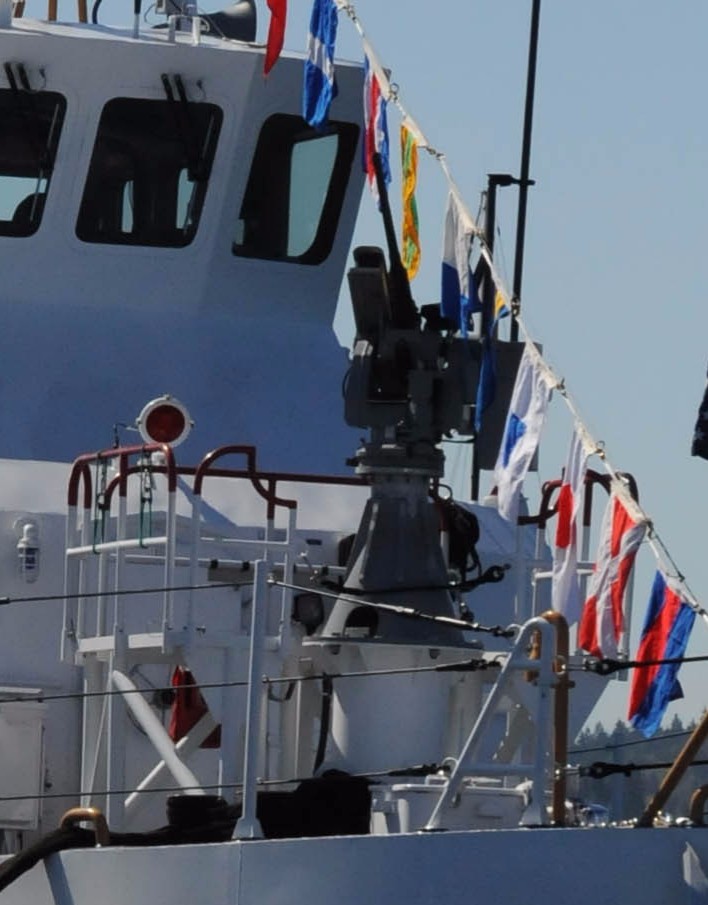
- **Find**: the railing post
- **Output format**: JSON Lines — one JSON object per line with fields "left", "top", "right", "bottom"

{"left": 234, "top": 559, "right": 268, "bottom": 840}
{"left": 638, "top": 709, "right": 708, "bottom": 827}
{"left": 162, "top": 474, "right": 177, "bottom": 637}
{"left": 538, "top": 610, "right": 570, "bottom": 826}
{"left": 424, "top": 617, "right": 555, "bottom": 831}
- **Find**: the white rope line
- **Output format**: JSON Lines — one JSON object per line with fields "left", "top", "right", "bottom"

{"left": 514, "top": 314, "right": 706, "bottom": 618}
{"left": 335, "top": 1, "right": 483, "bottom": 234}
{"left": 333, "top": 0, "right": 705, "bottom": 621}
{"left": 335, "top": 0, "right": 519, "bottom": 319}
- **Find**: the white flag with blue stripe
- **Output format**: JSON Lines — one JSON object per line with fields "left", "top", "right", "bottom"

{"left": 303, "top": 0, "right": 338, "bottom": 129}
{"left": 440, "top": 192, "right": 478, "bottom": 336}
{"left": 494, "top": 343, "right": 554, "bottom": 524}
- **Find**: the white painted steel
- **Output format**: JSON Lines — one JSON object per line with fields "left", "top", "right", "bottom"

{"left": 4, "top": 829, "right": 708, "bottom": 905}
{"left": 233, "top": 559, "right": 268, "bottom": 840}
{"left": 124, "top": 711, "right": 220, "bottom": 819}
{"left": 110, "top": 670, "right": 204, "bottom": 797}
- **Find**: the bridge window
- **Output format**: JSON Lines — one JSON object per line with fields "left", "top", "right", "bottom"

{"left": 76, "top": 97, "right": 222, "bottom": 247}
{"left": 0, "top": 89, "right": 65, "bottom": 237}
{"left": 233, "top": 114, "right": 359, "bottom": 265}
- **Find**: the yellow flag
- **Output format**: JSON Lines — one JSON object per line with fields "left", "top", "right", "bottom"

{"left": 400, "top": 124, "right": 420, "bottom": 280}
{"left": 494, "top": 288, "right": 510, "bottom": 321}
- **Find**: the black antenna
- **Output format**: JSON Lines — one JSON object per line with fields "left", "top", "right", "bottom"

{"left": 372, "top": 152, "right": 419, "bottom": 330}
{"left": 511, "top": 0, "right": 541, "bottom": 341}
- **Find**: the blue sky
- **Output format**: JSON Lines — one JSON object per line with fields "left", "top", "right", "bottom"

{"left": 37, "top": 0, "right": 708, "bottom": 731}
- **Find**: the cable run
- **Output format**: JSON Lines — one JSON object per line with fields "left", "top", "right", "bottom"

{"left": 580, "top": 758, "right": 708, "bottom": 780}
{"left": 0, "top": 659, "right": 500, "bottom": 707}
{"left": 268, "top": 576, "right": 516, "bottom": 638}
{"left": 0, "top": 580, "right": 238, "bottom": 606}
{"left": 581, "top": 653, "right": 708, "bottom": 676}
{"left": 0, "top": 763, "right": 454, "bottom": 804}
{"left": 569, "top": 728, "right": 694, "bottom": 756}
{"left": 332, "top": 0, "right": 707, "bottom": 635}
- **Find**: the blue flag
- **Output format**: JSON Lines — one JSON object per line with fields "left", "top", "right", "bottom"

{"left": 303, "top": 0, "right": 338, "bottom": 129}
{"left": 691, "top": 363, "right": 708, "bottom": 459}
{"left": 475, "top": 289, "right": 510, "bottom": 432}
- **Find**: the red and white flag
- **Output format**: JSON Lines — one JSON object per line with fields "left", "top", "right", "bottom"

{"left": 552, "top": 425, "right": 591, "bottom": 623}
{"left": 578, "top": 487, "right": 646, "bottom": 658}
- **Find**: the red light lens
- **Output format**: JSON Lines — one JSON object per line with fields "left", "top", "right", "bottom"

{"left": 144, "top": 404, "right": 187, "bottom": 443}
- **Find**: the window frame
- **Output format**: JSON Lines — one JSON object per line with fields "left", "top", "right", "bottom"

{"left": 0, "top": 87, "right": 66, "bottom": 238}
{"left": 233, "top": 114, "right": 359, "bottom": 266}
{"left": 75, "top": 96, "right": 223, "bottom": 249}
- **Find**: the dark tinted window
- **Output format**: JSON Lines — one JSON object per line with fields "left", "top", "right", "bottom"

{"left": 76, "top": 97, "right": 222, "bottom": 247}
{"left": 233, "top": 114, "right": 359, "bottom": 265}
{"left": 0, "top": 89, "right": 65, "bottom": 237}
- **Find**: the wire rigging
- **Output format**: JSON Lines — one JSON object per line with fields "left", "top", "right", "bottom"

{"left": 332, "top": 0, "right": 706, "bottom": 630}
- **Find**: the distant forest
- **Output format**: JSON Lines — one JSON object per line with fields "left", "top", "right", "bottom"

{"left": 571, "top": 715, "right": 708, "bottom": 822}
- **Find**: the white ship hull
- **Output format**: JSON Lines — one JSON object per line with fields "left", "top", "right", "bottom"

{"left": 0, "top": 2, "right": 702, "bottom": 904}
{"left": 5, "top": 828, "right": 708, "bottom": 905}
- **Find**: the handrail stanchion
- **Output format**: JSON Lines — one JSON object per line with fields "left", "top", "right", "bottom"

{"left": 163, "top": 461, "right": 177, "bottom": 636}
{"left": 63, "top": 460, "right": 92, "bottom": 659}
{"left": 538, "top": 610, "right": 570, "bottom": 826}
{"left": 638, "top": 709, "right": 708, "bottom": 827}
{"left": 234, "top": 559, "right": 268, "bottom": 840}
{"left": 187, "top": 473, "right": 204, "bottom": 646}
{"left": 424, "top": 616, "right": 556, "bottom": 832}
{"left": 114, "top": 455, "right": 128, "bottom": 650}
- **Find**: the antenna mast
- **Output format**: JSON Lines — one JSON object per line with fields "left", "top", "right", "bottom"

{"left": 511, "top": 0, "right": 541, "bottom": 341}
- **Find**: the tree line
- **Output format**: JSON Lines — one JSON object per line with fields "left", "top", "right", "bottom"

{"left": 570, "top": 714, "right": 708, "bottom": 822}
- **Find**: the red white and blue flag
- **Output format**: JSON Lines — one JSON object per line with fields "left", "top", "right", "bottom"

{"left": 363, "top": 55, "right": 390, "bottom": 208}
{"left": 628, "top": 570, "right": 695, "bottom": 737}
{"left": 551, "top": 426, "right": 590, "bottom": 623}
{"left": 578, "top": 487, "right": 646, "bottom": 658}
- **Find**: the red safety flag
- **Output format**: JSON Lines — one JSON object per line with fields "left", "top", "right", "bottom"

{"left": 168, "top": 666, "right": 221, "bottom": 749}
{"left": 264, "top": 0, "right": 287, "bottom": 75}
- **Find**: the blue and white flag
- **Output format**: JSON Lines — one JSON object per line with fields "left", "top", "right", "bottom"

{"left": 303, "top": 0, "right": 338, "bottom": 129}
{"left": 440, "top": 192, "right": 479, "bottom": 336}
{"left": 493, "top": 343, "right": 554, "bottom": 524}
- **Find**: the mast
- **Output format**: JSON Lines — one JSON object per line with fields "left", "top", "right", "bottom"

{"left": 511, "top": 0, "right": 541, "bottom": 342}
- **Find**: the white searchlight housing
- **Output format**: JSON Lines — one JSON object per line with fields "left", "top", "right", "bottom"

{"left": 136, "top": 395, "right": 193, "bottom": 447}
